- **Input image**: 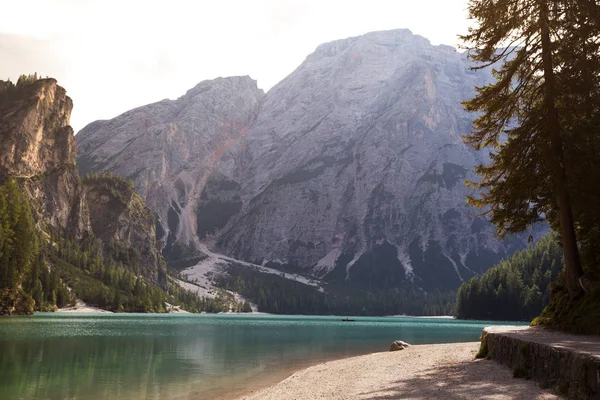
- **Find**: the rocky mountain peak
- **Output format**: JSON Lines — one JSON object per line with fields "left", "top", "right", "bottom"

{"left": 77, "top": 30, "right": 528, "bottom": 293}
{"left": 0, "top": 78, "right": 76, "bottom": 182}
{"left": 212, "top": 29, "right": 515, "bottom": 291}
{"left": 308, "top": 29, "right": 429, "bottom": 61}
{"left": 238, "top": 29, "right": 484, "bottom": 201}
{"left": 183, "top": 75, "right": 263, "bottom": 100}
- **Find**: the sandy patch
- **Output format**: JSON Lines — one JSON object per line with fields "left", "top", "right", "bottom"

{"left": 165, "top": 302, "right": 191, "bottom": 314}
{"left": 57, "top": 299, "right": 112, "bottom": 313}
{"left": 239, "top": 342, "right": 559, "bottom": 400}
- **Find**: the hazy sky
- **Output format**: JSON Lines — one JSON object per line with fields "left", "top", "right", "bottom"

{"left": 1, "top": 0, "right": 470, "bottom": 132}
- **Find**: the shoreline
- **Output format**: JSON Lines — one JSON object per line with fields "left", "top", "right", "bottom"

{"left": 387, "top": 314, "right": 455, "bottom": 319}
{"left": 209, "top": 354, "right": 359, "bottom": 400}
{"left": 56, "top": 299, "right": 112, "bottom": 313}
{"left": 236, "top": 342, "right": 559, "bottom": 400}
{"left": 48, "top": 307, "right": 459, "bottom": 318}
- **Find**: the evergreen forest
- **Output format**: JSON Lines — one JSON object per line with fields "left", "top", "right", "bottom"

{"left": 455, "top": 234, "right": 562, "bottom": 321}
{"left": 219, "top": 264, "right": 455, "bottom": 316}
{"left": 0, "top": 177, "right": 231, "bottom": 314}
{"left": 461, "top": 0, "right": 600, "bottom": 334}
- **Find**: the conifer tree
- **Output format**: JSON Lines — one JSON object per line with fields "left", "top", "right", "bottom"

{"left": 461, "top": 0, "right": 600, "bottom": 297}
{"left": 0, "top": 179, "right": 37, "bottom": 290}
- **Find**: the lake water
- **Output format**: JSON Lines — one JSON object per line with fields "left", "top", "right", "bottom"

{"left": 0, "top": 313, "right": 525, "bottom": 400}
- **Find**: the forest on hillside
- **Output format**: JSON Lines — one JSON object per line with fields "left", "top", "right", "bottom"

{"left": 219, "top": 264, "right": 455, "bottom": 316}
{"left": 0, "top": 176, "right": 230, "bottom": 314}
{"left": 455, "top": 234, "right": 562, "bottom": 321}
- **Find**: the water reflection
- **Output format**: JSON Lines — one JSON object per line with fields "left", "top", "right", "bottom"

{"left": 0, "top": 314, "right": 525, "bottom": 400}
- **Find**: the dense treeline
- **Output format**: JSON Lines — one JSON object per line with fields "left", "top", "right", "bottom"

{"left": 15, "top": 73, "right": 42, "bottom": 86}
{"left": 1, "top": 73, "right": 46, "bottom": 104}
{"left": 46, "top": 232, "right": 235, "bottom": 313}
{"left": 2, "top": 73, "right": 44, "bottom": 90}
{"left": 0, "top": 178, "right": 225, "bottom": 314}
{"left": 462, "top": 0, "right": 600, "bottom": 334}
{"left": 0, "top": 179, "right": 37, "bottom": 294}
{"left": 0, "top": 178, "right": 71, "bottom": 314}
{"left": 82, "top": 171, "right": 135, "bottom": 194}
{"left": 219, "top": 264, "right": 455, "bottom": 316}
{"left": 455, "top": 234, "right": 562, "bottom": 321}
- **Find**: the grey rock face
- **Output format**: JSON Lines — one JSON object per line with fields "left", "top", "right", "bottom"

{"left": 76, "top": 76, "right": 264, "bottom": 264}
{"left": 82, "top": 177, "right": 163, "bottom": 280}
{"left": 0, "top": 79, "right": 76, "bottom": 181}
{"left": 77, "top": 30, "right": 529, "bottom": 291}
{"left": 215, "top": 30, "right": 521, "bottom": 291}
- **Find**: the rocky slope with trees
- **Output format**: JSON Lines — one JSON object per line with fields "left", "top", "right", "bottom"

{"left": 76, "top": 30, "right": 535, "bottom": 297}
{"left": 0, "top": 76, "right": 235, "bottom": 314}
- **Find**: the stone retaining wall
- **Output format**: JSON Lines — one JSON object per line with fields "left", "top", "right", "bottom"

{"left": 481, "top": 327, "right": 600, "bottom": 399}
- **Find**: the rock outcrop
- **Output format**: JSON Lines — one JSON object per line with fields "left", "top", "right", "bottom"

{"left": 76, "top": 29, "right": 532, "bottom": 292}
{"left": 0, "top": 78, "right": 76, "bottom": 180}
{"left": 0, "top": 78, "right": 89, "bottom": 237}
{"left": 0, "top": 78, "right": 164, "bottom": 280}
{"left": 82, "top": 175, "right": 163, "bottom": 279}
{"left": 390, "top": 340, "right": 411, "bottom": 351}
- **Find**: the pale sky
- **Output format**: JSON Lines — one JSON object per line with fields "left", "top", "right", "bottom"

{"left": 1, "top": 0, "right": 470, "bottom": 132}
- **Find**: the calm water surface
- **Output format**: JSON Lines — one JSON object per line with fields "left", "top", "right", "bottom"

{"left": 0, "top": 313, "right": 526, "bottom": 399}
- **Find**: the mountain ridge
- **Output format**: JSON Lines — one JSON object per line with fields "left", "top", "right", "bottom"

{"left": 76, "top": 29, "right": 534, "bottom": 293}
{"left": 77, "top": 76, "right": 264, "bottom": 265}
{"left": 0, "top": 77, "right": 170, "bottom": 313}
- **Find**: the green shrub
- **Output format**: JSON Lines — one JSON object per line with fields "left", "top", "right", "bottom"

{"left": 532, "top": 272, "right": 600, "bottom": 335}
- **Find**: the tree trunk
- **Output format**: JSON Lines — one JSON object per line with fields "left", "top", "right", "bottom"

{"left": 538, "top": 0, "right": 584, "bottom": 297}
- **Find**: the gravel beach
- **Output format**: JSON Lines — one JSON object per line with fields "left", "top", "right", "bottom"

{"left": 239, "top": 342, "right": 559, "bottom": 400}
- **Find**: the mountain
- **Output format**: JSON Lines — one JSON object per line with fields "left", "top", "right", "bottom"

{"left": 0, "top": 77, "right": 163, "bottom": 280}
{"left": 212, "top": 29, "right": 523, "bottom": 292}
{"left": 0, "top": 76, "right": 225, "bottom": 314}
{"left": 76, "top": 29, "right": 532, "bottom": 294}
{"left": 76, "top": 77, "right": 264, "bottom": 266}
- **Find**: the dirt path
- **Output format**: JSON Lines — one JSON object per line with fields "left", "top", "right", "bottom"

{"left": 485, "top": 325, "right": 600, "bottom": 360}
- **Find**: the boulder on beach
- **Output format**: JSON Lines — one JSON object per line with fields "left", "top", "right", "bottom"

{"left": 389, "top": 340, "right": 411, "bottom": 351}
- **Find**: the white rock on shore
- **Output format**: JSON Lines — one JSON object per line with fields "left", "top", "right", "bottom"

{"left": 389, "top": 340, "right": 411, "bottom": 351}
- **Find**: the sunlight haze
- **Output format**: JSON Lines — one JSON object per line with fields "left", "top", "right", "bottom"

{"left": 1, "top": 0, "right": 469, "bottom": 131}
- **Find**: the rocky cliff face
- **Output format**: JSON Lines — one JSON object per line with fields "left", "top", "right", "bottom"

{"left": 76, "top": 29, "right": 529, "bottom": 292}
{"left": 0, "top": 79, "right": 76, "bottom": 180}
{"left": 0, "top": 78, "right": 163, "bottom": 280}
{"left": 214, "top": 29, "right": 521, "bottom": 291}
{"left": 76, "top": 77, "right": 264, "bottom": 265}
{"left": 82, "top": 176, "right": 163, "bottom": 279}
{"left": 0, "top": 78, "right": 89, "bottom": 237}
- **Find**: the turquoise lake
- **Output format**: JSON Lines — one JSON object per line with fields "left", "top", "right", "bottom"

{"left": 0, "top": 313, "right": 526, "bottom": 399}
